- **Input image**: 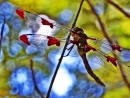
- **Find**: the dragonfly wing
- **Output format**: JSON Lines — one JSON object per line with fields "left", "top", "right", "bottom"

{"left": 20, "top": 34, "right": 49, "bottom": 51}
{"left": 16, "top": 9, "right": 40, "bottom": 33}
{"left": 88, "top": 37, "right": 130, "bottom": 63}
{"left": 29, "top": 35, "right": 48, "bottom": 49}
{"left": 87, "top": 50, "right": 130, "bottom": 76}
{"left": 88, "top": 38, "right": 113, "bottom": 54}
{"left": 25, "top": 12, "right": 40, "bottom": 33}
{"left": 87, "top": 51, "right": 118, "bottom": 73}
{"left": 16, "top": 9, "right": 25, "bottom": 19}
{"left": 88, "top": 37, "right": 130, "bottom": 59}
{"left": 20, "top": 34, "right": 79, "bottom": 56}
{"left": 116, "top": 60, "right": 130, "bottom": 76}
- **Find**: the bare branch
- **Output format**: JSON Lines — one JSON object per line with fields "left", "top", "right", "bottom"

{"left": 106, "top": 0, "right": 130, "bottom": 18}
{"left": 46, "top": 0, "right": 85, "bottom": 98}
{"left": 30, "top": 59, "right": 45, "bottom": 98}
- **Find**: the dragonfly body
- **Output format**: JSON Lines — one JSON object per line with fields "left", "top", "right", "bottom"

{"left": 71, "top": 27, "right": 88, "bottom": 56}
{"left": 71, "top": 27, "right": 105, "bottom": 86}
{"left": 71, "top": 28, "right": 125, "bottom": 72}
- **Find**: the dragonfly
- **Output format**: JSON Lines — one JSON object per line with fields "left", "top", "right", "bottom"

{"left": 16, "top": 9, "right": 130, "bottom": 86}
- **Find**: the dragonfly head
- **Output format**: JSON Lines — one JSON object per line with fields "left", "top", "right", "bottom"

{"left": 71, "top": 27, "right": 88, "bottom": 41}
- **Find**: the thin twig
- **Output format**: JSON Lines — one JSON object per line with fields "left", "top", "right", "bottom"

{"left": 86, "top": 0, "right": 130, "bottom": 91}
{"left": 30, "top": 59, "right": 45, "bottom": 98}
{"left": 106, "top": 0, "right": 130, "bottom": 18}
{"left": 46, "top": 0, "right": 85, "bottom": 98}
{"left": 0, "top": 16, "right": 5, "bottom": 54}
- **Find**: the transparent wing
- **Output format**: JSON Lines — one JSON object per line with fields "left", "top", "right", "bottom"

{"left": 19, "top": 34, "right": 48, "bottom": 55}
{"left": 88, "top": 38, "right": 113, "bottom": 54}
{"left": 16, "top": 9, "right": 71, "bottom": 33}
{"left": 20, "top": 34, "right": 79, "bottom": 56}
{"left": 24, "top": 34, "right": 48, "bottom": 48}
{"left": 88, "top": 37, "right": 130, "bottom": 62}
{"left": 86, "top": 49, "right": 130, "bottom": 76}
{"left": 25, "top": 13, "right": 40, "bottom": 33}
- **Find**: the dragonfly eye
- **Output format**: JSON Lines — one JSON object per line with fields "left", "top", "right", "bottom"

{"left": 71, "top": 27, "right": 85, "bottom": 36}
{"left": 71, "top": 29, "right": 76, "bottom": 34}
{"left": 73, "top": 27, "right": 83, "bottom": 31}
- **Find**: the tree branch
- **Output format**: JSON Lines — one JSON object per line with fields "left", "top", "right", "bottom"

{"left": 30, "top": 59, "right": 45, "bottom": 98}
{"left": 106, "top": 0, "right": 130, "bottom": 18}
{"left": 46, "top": 0, "right": 85, "bottom": 98}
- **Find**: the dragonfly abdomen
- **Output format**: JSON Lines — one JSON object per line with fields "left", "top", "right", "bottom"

{"left": 80, "top": 54, "right": 105, "bottom": 86}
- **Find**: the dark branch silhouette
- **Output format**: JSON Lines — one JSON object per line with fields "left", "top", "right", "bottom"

{"left": 30, "top": 59, "right": 45, "bottom": 98}
{"left": 106, "top": 0, "right": 130, "bottom": 18}
{"left": 46, "top": 0, "right": 85, "bottom": 98}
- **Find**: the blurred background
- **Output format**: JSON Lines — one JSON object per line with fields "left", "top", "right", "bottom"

{"left": 0, "top": 0, "right": 130, "bottom": 98}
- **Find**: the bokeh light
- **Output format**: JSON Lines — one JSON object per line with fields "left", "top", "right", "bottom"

{"left": 0, "top": 2, "right": 15, "bottom": 20}
{"left": 10, "top": 17, "right": 22, "bottom": 31}
{"left": 9, "top": 67, "right": 34, "bottom": 96}
{"left": 5, "top": 60, "right": 15, "bottom": 71}
{"left": 120, "top": 50, "right": 130, "bottom": 62}
{"left": 8, "top": 41, "right": 22, "bottom": 57}
{"left": 94, "top": 2, "right": 104, "bottom": 15}
{"left": 52, "top": 67, "right": 76, "bottom": 96}
{"left": 26, "top": 45, "right": 39, "bottom": 54}
{"left": 35, "top": 71, "right": 49, "bottom": 94}
{"left": 58, "top": 9, "right": 73, "bottom": 24}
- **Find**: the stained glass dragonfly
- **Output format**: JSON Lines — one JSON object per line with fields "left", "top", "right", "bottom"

{"left": 16, "top": 9, "right": 130, "bottom": 86}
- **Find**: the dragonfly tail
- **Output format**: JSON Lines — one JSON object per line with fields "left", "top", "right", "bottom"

{"left": 81, "top": 54, "right": 105, "bottom": 86}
